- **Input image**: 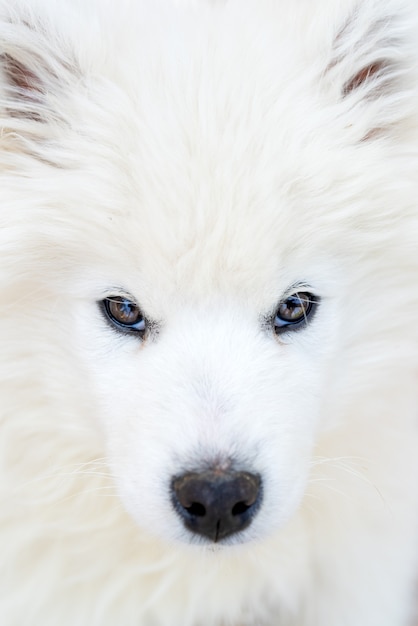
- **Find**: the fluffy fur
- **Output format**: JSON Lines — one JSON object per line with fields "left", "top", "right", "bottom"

{"left": 0, "top": 1, "right": 418, "bottom": 624}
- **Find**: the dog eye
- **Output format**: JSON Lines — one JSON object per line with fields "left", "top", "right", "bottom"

{"left": 274, "top": 292, "right": 317, "bottom": 333}
{"left": 101, "top": 297, "right": 146, "bottom": 334}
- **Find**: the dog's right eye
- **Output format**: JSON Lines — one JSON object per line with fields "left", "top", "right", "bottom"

{"left": 101, "top": 296, "right": 146, "bottom": 335}
{"left": 274, "top": 291, "right": 318, "bottom": 334}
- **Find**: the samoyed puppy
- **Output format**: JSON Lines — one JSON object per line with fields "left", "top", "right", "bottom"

{"left": 0, "top": 0, "right": 417, "bottom": 624}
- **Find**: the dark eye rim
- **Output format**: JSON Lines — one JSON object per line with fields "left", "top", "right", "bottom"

{"left": 273, "top": 291, "right": 319, "bottom": 334}
{"left": 99, "top": 295, "right": 147, "bottom": 336}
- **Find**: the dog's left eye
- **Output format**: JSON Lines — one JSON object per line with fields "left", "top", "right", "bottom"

{"left": 101, "top": 297, "right": 146, "bottom": 335}
{"left": 274, "top": 292, "right": 317, "bottom": 333}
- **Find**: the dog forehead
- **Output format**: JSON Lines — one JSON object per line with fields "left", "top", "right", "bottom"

{"left": 82, "top": 95, "right": 340, "bottom": 304}
{"left": 95, "top": 59, "right": 325, "bottom": 299}
{"left": 105, "top": 108, "right": 315, "bottom": 302}
{"left": 102, "top": 180, "right": 327, "bottom": 311}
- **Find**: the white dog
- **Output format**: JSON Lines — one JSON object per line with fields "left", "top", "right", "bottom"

{"left": 0, "top": 0, "right": 417, "bottom": 624}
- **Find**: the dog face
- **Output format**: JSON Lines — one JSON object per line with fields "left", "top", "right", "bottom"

{"left": 66, "top": 36, "right": 343, "bottom": 543}
{"left": 69, "top": 142, "right": 342, "bottom": 545}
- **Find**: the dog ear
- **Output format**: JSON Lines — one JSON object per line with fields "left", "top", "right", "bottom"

{"left": 1, "top": 51, "right": 47, "bottom": 122}
{"left": 327, "top": 2, "right": 418, "bottom": 141}
{"left": 0, "top": 15, "right": 78, "bottom": 147}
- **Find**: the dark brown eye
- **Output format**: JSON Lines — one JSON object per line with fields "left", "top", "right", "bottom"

{"left": 102, "top": 296, "right": 146, "bottom": 334}
{"left": 274, "top": 292, "right": 317, "bottom": 333}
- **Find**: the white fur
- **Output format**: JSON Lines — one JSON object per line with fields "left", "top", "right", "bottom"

{"left": 0, "top": 1, "right": 418, "bottom": 624}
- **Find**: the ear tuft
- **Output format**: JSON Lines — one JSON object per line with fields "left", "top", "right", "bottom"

{"left": 330, "top": 12, "right": 406, "bottom": 101}
{"left": 1, "top": 51, "right": 45, "bottom": 120}
{"left": 2, "top": 52, "right": 41, "bottom": 93}
{"left": 326, "top": 3, "right": 418, "bottom": 141}
{"left": 0, "top": 12, "right": 80, "bottom": 151}
{"left": 342, "top": 60, "right": 387, "bottom": 97}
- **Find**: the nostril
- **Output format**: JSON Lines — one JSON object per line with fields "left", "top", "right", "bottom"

{"left": 185, "top": 502, "right": 206, "bottom": 517}
{"left": 231, "top": 501, "right": 251, "bottom": 516}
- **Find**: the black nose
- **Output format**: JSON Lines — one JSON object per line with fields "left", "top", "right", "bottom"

{"left": 171, "top": 470, "right": 262, "bottom": 542}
